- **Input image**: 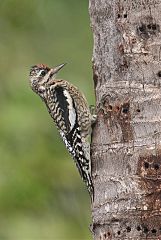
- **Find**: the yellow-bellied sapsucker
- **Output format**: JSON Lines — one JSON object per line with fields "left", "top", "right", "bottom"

{"left": 29, "top": 63, "right": 94, "bottom": 200}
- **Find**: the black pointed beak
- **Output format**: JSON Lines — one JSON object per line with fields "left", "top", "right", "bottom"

{"left": 51, "top": 63, "right": 67, "bottom": 75}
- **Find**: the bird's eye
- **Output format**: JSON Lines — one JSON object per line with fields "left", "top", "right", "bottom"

{"left": 40, "top": 70, "right": 46, "bottom": 77}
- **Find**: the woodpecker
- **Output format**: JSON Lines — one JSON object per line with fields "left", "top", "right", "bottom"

{"left": 29, "top": 63, "right": 94, "bottom": 200}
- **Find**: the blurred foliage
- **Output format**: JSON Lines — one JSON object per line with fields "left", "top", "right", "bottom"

{"left": 0, "top": 0, "right": 94, "bottom": 239}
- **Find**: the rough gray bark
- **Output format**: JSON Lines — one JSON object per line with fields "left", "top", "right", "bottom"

{"left": 89, "top": 0, "right": 161, "bottom": 239}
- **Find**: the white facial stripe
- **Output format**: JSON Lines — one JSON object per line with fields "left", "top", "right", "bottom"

{"left": 37, "top": 69, "right": 45, "bottom": 78}
{"left": 41, "top": 69, "right": 53, "bottom": 84}
{"left": 63, "top": 89, "right": 76, "bottom": 131}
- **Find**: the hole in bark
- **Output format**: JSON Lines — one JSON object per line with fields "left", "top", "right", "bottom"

{"left": 122, "top": 107, "right": 129, "bottom": 114}
{"left": 152, "top": 24, "right": 157, "bottom": 30}
{"left": 138, "top": 24, "right": 146, "bottom": 33}
{"left": 147, "top": 24, "right": 152, "bottom": 29}
{"left": 143, "top": 226, "right": 149, "bottom": 234}
{"left": 118, "top": 14, "right": 121, "bottom": 18}
{"left": 137, "top": 226, "right": 141, "bottom": 231}
{"left": 151, "top": 229, "right": 157, "bottom": 234}
{"left": 103, "top": 233, "right": 107, "bottom": 238}
{"left": 117, "top": 231, "right": 121, "bottom": 235}
{"left": 136, "top": 108, "right": 141, "bottom": 112}
{"left": 107, "top": 232, "right": 111, "bottom": 236}
{"left": 144, "top": 162, "right": 149, "bottom": 169}
{"left": 124, "top": 13, "right": 127, "bottom": 18}
{"left": 126, "top": 226, "right": 131, "bottom": 232}
{"left": 157, "top": 71, "right": 161, "bottom": 77}
{"left": 154, "top": 163, "right": 159, "bottom": 170}
{"left": 109, "top": 105, "right": 113, "bottom": 110}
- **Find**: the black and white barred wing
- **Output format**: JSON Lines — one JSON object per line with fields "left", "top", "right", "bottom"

{"left": 49, "top": 85, "right": 76, "bottom": 133}
{"left": 50, "top": 86, "right": 93, "bottom": 198}
{"left": 59, "top": 125, "right": 93, "bottom": 198}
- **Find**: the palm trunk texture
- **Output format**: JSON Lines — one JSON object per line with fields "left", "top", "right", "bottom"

{"left": 89, "top": 0, "right": 161, "bottom": 239}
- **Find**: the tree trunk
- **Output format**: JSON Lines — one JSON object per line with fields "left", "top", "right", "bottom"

{"left": 89, "top": 0, "right": 161, "bottom": 239}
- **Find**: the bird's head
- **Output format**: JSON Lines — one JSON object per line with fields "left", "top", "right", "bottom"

{"left": 29, "top": 63, "right": 66, "bottom": 94}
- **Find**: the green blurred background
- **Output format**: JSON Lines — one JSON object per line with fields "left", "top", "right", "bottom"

{"left": 0, "top": 0, "right": 94, "bottom": 239}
